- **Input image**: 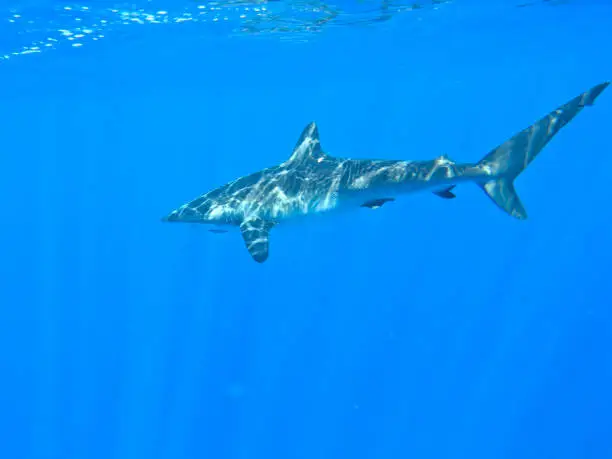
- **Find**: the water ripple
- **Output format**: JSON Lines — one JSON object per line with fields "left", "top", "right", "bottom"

{"left": 0, "top": 0, "right": 454, "bottom": 61}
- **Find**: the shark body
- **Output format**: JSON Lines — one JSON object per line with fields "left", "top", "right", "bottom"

{"left": 163, "top": 82, "right": 609, "bottom": 263}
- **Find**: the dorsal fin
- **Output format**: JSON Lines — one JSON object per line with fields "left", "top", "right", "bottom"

{"left": 284, "top": 122, "right": 326, "bottom": 165}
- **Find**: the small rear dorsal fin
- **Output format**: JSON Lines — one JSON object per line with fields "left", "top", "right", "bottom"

{"left": 283, "top": 122, "right": 327, "bottom": 165}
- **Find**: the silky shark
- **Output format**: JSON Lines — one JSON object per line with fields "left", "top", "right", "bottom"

{"left": 163, "top": 82, "right": 609, "bottom": 263}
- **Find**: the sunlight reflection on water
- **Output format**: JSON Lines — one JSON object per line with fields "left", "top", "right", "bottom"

{"left": 0, "top": 0, "right": 574, "bottom": 62}
{"left": 1, "top": 0, "right": 451, "bottom": 61}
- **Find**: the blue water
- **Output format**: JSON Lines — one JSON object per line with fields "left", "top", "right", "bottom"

{"left": 1, "top": 1, "right": 611, "bottom": 458}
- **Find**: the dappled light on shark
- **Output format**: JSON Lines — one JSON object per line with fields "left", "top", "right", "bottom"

{"left": 161, "top": 82, "right": 610, "bottom": 263}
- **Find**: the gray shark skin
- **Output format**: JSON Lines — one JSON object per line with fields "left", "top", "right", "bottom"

{"left": 163, "top": 82, "right": 609, "bottom": 263}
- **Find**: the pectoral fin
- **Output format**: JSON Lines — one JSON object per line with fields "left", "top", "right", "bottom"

{"left": 240, "top": 217, "right": 275, "bottom": 263}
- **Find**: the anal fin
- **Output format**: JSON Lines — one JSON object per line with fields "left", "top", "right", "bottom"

{"left": 433, "top": 185, "right": 456, "bottom": 199}
{"left": 240, "top": 217, "right": 274, "bottom": 263}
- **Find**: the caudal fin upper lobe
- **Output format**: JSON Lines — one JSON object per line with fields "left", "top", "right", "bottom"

{"left": 477, "top": 82, "right": 609, "bottom": 219}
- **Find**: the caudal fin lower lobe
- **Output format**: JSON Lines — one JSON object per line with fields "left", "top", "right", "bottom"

{"left": 477, "top": 81, "right": 609, "bottom": 219}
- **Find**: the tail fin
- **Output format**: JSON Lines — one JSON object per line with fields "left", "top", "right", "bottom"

{"left": 477, "top": 82, "right": 609, "bottom": 219}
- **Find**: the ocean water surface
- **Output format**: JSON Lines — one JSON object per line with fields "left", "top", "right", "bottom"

{"left": 1, "top": 0, "right": 611, "bottom": 458}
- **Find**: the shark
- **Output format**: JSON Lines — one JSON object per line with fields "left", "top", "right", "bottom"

{"left": 162, "top": 82, "right": 609, "bottom": 263}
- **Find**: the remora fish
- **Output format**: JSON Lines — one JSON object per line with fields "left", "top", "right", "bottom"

{"left": 163, "top": 82, "right": 609, "bottom": 263}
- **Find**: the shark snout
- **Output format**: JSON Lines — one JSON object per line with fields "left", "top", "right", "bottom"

{"left": 161, "top": 206, "right": 205, "bottom": 223}
{"left": 161, "top": 209, "right": 181, "bottom": 222}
